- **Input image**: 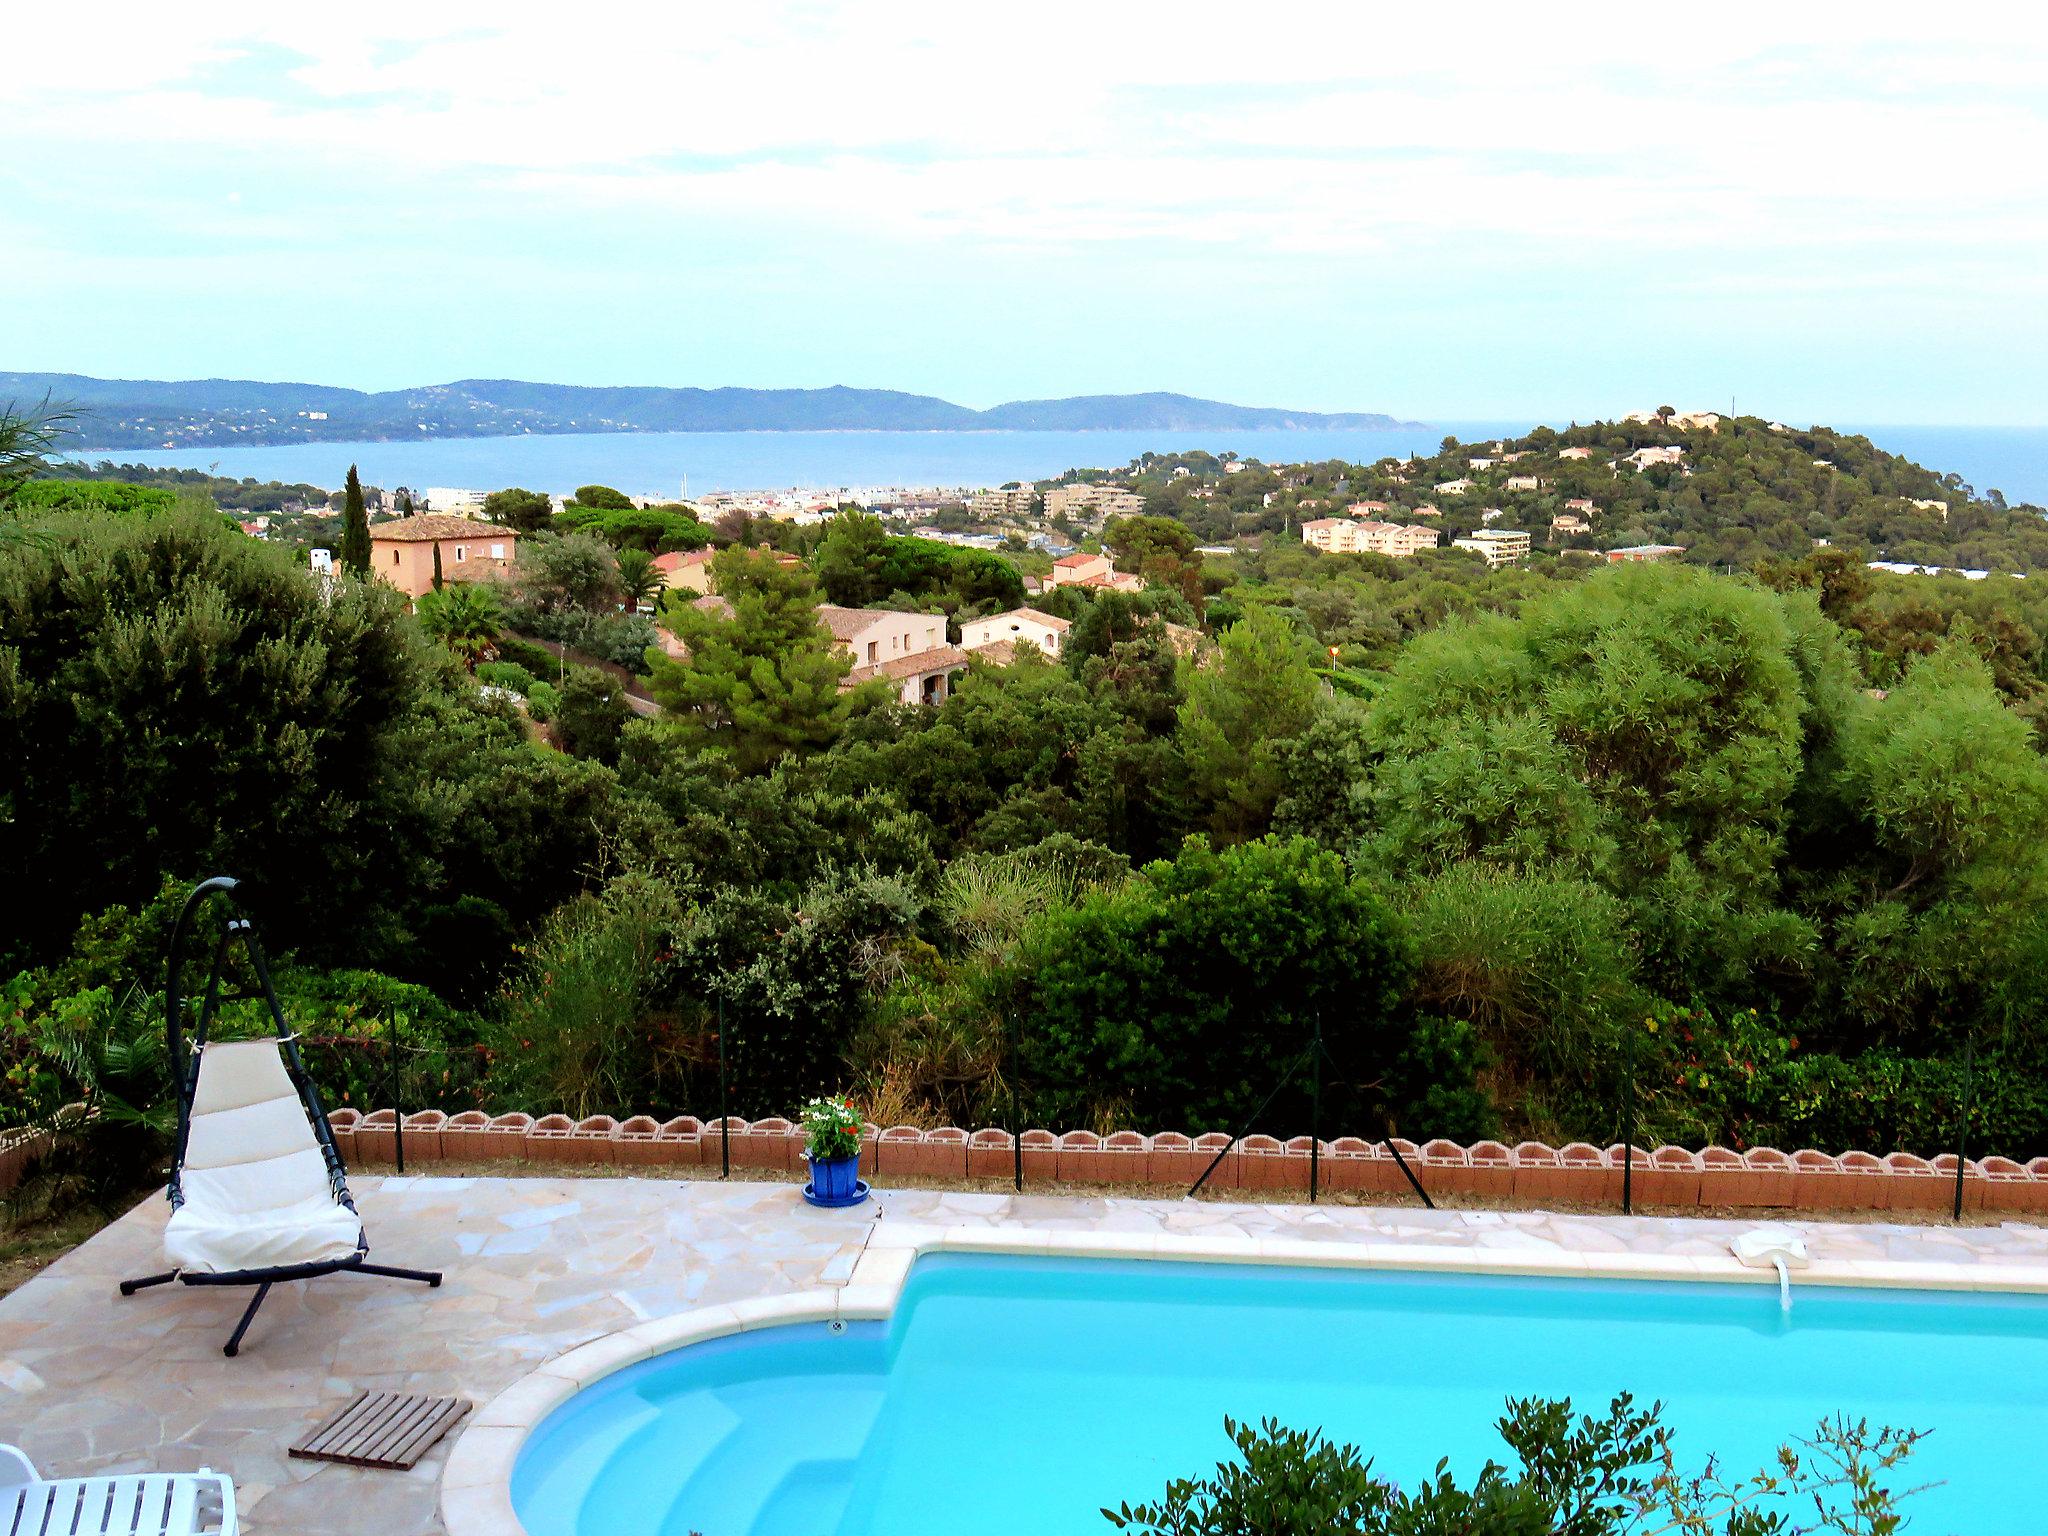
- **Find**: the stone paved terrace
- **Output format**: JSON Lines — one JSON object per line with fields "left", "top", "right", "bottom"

{"left": 9, "top": 1174, "right": 2048, "bottom": 1534}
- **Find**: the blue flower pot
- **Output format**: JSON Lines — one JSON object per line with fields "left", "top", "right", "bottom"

{"left": 803, "top": 1152, "right": 869, "bottom": 1208}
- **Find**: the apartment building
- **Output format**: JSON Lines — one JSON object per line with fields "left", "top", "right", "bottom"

{"left": 1452, "top": 528, "right": 1531, "bottom": 566}
{"left": 968, "top": 487, "right": 1037, "bottom": 518}
{"left": 1044, "top": 483, "right": 1145, "bottom": 521}
{"left": 1301, "top": 519, "right": 1440, "bottom": 558}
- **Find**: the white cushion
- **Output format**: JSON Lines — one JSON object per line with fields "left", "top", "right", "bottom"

{"left": 163, "top": 1041, "right": 362, "bottom": 1275}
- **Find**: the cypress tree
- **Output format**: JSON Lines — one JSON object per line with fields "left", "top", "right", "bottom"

{"left": 340, "top": 464, "right": 372, "bottom": 576}
{"left": 431, "top": 541, "right": 444, "bottom": 591}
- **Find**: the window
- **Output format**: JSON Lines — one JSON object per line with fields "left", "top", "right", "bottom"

{"left": 866, "top": 641, "right": 878, "bottom": 663}
{"left": 490, "top": 543, "right": 505, "bottom": 559}
{"left": 454, "top": 545, "right": 468, "bottom": 562}
{"left": 391, "top": 550, "right": 400, "bottom": 566}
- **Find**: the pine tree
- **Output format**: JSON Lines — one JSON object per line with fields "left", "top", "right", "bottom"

{"left": 340, "top": 464, "right": 372, "bottom": 576}
{"left": 647, "top": 547, "right": 870, "bottom": 770}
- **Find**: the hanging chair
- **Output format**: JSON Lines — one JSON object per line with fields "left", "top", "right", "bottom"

{"left": 119, "top": 877, "right": 441, "bottom": 1356}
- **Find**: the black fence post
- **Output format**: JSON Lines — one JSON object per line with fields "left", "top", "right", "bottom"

{"left": 717, "top": 997, "right": 731, "bottom": 1180}
{"left": 1308, "top": 1016, "right": 1322, "bottom": 1206}
{"left": 1004, "top": 1011, "right": 1023, "bottom": 1192}
{"left": 390, "top": 1009, "right": 404, "bottom": 1175}
{"left": 1383, "top": 1129, "right": 1433, "bottom": 1209}
{"left": 1953, "top": 1032, "right": 1976, "bottom": 1223}
{"left": 1011, "top": 1081, "right": 1024, "bottom": 1193}
{"left": 1621, "top": 1034, "right": 1636, "bottom": 1217}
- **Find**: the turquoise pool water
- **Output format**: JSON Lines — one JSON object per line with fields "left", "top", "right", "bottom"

{"left": 511, "top": 1255, "right": 2047, "bottom": 1533}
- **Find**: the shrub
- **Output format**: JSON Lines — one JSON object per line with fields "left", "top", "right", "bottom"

{"left": 669, "top": 867, "right": 924, "bottom": 1114}
{"left": 1105, "top": 1399, "right": 1930, "bottom": 1536}
{"left": 274, "top": 967, "right": 489, "bottom": 1112}
{"left": 487, "top": 875, "right": 684, "bottom": 1118}
{"left": 555, "top": 669, "right": 631, "bottom": 764}
{"left": 1009, "top": 836, "right": 1413, "bottom": 1133}
{"left": 1, "top": 978, "right": 173, "bottom": 1219}
{"left": 1398, "top": 865, "right": 1638, "bottom": 1083}
{"left": 476, "top": 661, "right": 539, "bottom": 694}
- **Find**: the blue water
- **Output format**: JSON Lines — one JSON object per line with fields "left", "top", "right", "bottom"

{"left": 59, "top": 422, "right": 2048, "bottom": 505}
{"left": 510, "top": 1255, "right": 2047, "bottom": 1535}
{"left": 58, "top": 425, "right": 1502, "bottom": 500}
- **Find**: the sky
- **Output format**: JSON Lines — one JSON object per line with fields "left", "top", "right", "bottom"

{"left": 6, "top": 3, "right": 2047, "bottom": 424}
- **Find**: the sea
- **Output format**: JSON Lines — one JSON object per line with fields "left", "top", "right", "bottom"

{"left": 60, "top": 422, "right": 2048, "bottom": 507}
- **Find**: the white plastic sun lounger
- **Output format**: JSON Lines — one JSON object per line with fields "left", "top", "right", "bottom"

{"left": 1, "top": 1444, "right": 236, "bottom": 1536}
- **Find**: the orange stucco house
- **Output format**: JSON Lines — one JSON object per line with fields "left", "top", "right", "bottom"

{"left": 368, "top": 514, "right": 518, "bottom": 600}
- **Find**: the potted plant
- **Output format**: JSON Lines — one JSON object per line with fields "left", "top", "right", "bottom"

{"left": 799, "top": 1095, "right": 869, "bottom": 1208}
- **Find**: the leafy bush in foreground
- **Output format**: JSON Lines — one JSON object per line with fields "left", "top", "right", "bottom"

{"left": 1105, "top": 1397, "right": 1931, "bottom": 1536}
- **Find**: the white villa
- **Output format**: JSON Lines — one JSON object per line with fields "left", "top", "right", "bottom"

{"left": 961, "top": 607, "right": 1071, "bottom": 659}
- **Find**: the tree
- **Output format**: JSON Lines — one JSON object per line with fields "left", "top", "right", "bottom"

{"left": 814, "top": 508, "right": 893, "bottom": 605}
{"left": 647, "top": 546, "right": 872, "bottom": 771}
{"left": 483, "top": 487, "right": 554, "bottom": 534}
{"left": 571, "top": 484, "right": 635, "bottom": 511}
{"left": 615, "top": 547, "right": 660, "bottom": 611}
{"left": 554, "top": 668, "right": 632, "bottom": 765}
{"left": 0, "top": 506, "right": 429, "bottom": 969}
{"left": 340, "top": 464, "right": 371, "bottom": 575}
{"left": 416, "top": 583, "right": 504, "bottom": 669}
{"left": 1177, "top": 605, "right": 1322, "bottom": 842}
{"left": 1363, "top": 564, "right": 1855, "bottom": 1002}
{"left": 431, "top": 542, "right": 444, "bottom": 592}
{"left": 554, "top": 503, "right": 709, "bottom": 552}
{"left": 515, "top": 533, "right": 623, "bottom": 614}
{"left": 1106, "top": 514, "right": 1204, "bottom": 605}
{"left": 0, "top": 395, "right": 71, "bottom": 507}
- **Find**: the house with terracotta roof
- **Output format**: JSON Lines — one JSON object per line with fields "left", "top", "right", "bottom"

{"left": 1048, "top": 551, "right": 1143, "bottom": 593}
{"left": 650, "top": 549, "right": 715, "bottom": 595}
{"left": 819, "top": 605, "right": 970, "bottom": 705}
{"left": 961, "top": 607, "right": 1070, "bottom": 659}
{"left": 367, "top": 514, "right": 518, "bottom": 600}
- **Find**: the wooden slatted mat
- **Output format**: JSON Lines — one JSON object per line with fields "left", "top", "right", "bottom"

{"left": 289, "top": 1390, "right": 471, "bottom": 1470}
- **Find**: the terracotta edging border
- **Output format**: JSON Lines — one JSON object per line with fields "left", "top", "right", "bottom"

{"left": 331, "top": 1107, "right": 2048, "bottom": 1215}
{"left": 437, "top": 1213, "right": 2048, "bottom": 1536}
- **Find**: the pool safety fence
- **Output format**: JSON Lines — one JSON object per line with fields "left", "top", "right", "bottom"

{"left": 319, "top": 1108, "right": 2048, "bottom": 1216}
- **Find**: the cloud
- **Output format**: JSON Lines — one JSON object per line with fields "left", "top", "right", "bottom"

{"left": 7, "top": 0, "right": 2047, "bottom": 419}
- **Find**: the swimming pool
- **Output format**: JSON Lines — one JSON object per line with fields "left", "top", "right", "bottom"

{"left": 509, "top": 1253, "right": 2048, "bottom": 1534}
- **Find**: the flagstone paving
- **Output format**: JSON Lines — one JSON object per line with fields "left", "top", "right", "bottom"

{"left": 7, "top": 1174, "right": 2048, "bottom": 1534}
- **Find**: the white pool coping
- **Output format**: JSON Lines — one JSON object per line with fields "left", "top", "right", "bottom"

{"left": 439, "top": 1217, "right": 2048, "bottom": 1534}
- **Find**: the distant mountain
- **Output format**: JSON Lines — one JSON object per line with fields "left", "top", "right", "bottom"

{"left": 1, "top": 372, "right": 1415, "bottom": 449}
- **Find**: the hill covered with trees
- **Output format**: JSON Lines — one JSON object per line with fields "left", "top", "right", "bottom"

{"left": 1098, "top": 414, "right": 2048, "bottom": 572}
